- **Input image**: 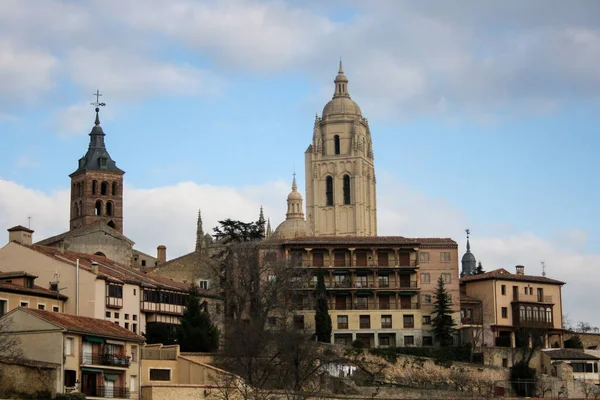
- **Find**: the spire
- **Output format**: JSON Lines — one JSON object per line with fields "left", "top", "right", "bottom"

{"left": 266, "top": 218, "right": 272, "bottom": 238}
{"left": 333, "top": 59, "right": 349, "bottom": 98}
{"left": 258, "top": 206, "right": 266, "bottom": 238}
{"left": 460, "top": 228, "right": 477, "bottom": 277}
{"left": 285, "top": 174, "right": 304, "bottom": 220}
{"left": 466, "top": 229, "right": 471, "bottom": 253}
{"left": 292, "top": 172, "right": 298, "bottom": 191}
{"left": 195, "top": 209, "right": 204, "bottom": 252}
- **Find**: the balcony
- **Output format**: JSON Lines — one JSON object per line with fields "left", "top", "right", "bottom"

{"left": 461, "top": 317, "right": 483, "bottom": 325}
{"left": 96, "top": 386, "right": 129, "bottom": 399}
{"left": 82, "top": 354, "right": 131, "bottom": 368}
{"left": 105, "top": 296, "right": 123, "bottom": 309}
{"left": 512, "top": 294, "right": 554, "bottom": 304}
{"left": 337, "top": 323, "right": 348, "bottom": 329}
{"left": 399, "top": 281, "right": 418, "bottom": 289}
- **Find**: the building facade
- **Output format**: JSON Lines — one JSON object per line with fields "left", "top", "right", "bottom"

{"left": 0, "top": 269, "right": 67, "bottom": 316}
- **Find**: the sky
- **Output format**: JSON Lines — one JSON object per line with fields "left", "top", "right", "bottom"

{"left": 0, "top": 0, "right": 599, "bottom": 327}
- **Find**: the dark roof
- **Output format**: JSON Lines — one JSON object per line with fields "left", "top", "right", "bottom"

{"left": 460, "top": 268, "right": 565, "bottom": 285}
{"left": 0, "top": 357, "right": 61, "bottom": 369}
{"left": 7, "top": 225, "right": 34, "bottom": 233}
{"left": 70, "top": 114, "right": 124, "bottom": 176}
{"left": 460, "top": 294, "right": 482, "bottom": 303}
{"left": 544, "top": 349, "right": 600, "bottom": 361}
{"left": 35, "top": 221, "right": 134, "bottom": 247}
{"left": 18, "top": 307, "right": 144, "bottom": 342}
{"left": 271, "top": 236, "right": 457, "bottom": 249}
{"left": 0, "top": 280, "right": 68, "bottom": 300}
{"left": 0, "top": 271, "right": 38, "bottom": 279}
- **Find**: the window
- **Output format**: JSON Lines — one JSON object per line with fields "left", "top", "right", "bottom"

{"left": 404, "top": 336, "right": 415, "bottom": 346}
{"left": 440, "top": 252, "right": 451, "bottom": 262}
{"left": 199, "top": 280, "right": 209, "bottom": 289}
{"left": 108, "top": 284, "right": 123, "bottom": 298}
{"left": 359, "top": 315, "right": 370, "bottom": 329}
{"left": 125, "top": 322, "right": 130, "bottom": 329}
{"left": 343, "top": 175, "right": 351, "bottom": 205}
{"left": 131, "top": 345, "right": 138, "bottom": 362}
{"left": 403, "top": 315, "right": 414, "bottom": 328}
{"left": 130, "top": 375, "right": 137, "bottom": 393}
{"left": 92, "top": 180, "right": 98, "bottom": 195}
{"left": 20, "top": 301, "right": 28, "bottom": 307}
{"left": 125, "top": 314, "right": 129, "bottom": 320}
{"left": 65, "top": 337, "right": 74, "bottom": 356}
{"left": 419, "top": 252, "right": 430, "bottom": 263}
{"left": 134, "top": 288, "right": 137, "bottom": 296}
{"left": 106, "top": 201, "right": 113, "bottom": 216}
{"left": 141, "top": 260, "right": 146, "bottom": 267}
{"left": 422, "top": 295, "right": 431, "bottom": 304}
{"left": 571, "top": 363, "right": 585, "bottom": 373}
{"left": 95, "top": 200, "right": 103, "bottom": 216}
{"left": 423, "top": 316, "right": 431, "bottom": 325}
{"left": 149, "top": 369, "right": 171, "bottom": 381}
{"left": 421, "top": 273, "right": 430, "bottom": 284}
{"left": 448, "top": 294, "right": 453, "bottom": 303}
{"left": 0, "top": 299, "right": 7, "bottom": 316}
{"left": 64, "top": 370, "right": 77, "bottom": 387}
{"left": 106, "top": 311, "right": 111, "bottom": 318}
{"left": 546, "top": 308, "right": 552, "bottom": 323}
{"left": 524, "top": 287, "right": 527, "bottom": 295}
{"left": 441, "top": 273, "right": 451, "bottom": 283}
{"left": 115, "top": 312, "right": 120, "bottom": 319}
{"left": 52, "top": 306, "right": 60, "bottom": 312}
{"left": 422, "top": 336, "right": 433, "bottom": 346}
{"left": 502, "top": 358, "right": 508, "bottom": 368}
{"left": 325, "top": 176, "right": 334, "bottom": 206}
{"left": 379, "top": 336, "right": 390, "bottom": 346}
{"left": 501, "top": 307, "right": 508, "bottom": 318}
{"left": 337, "top": 315, "right": 348, "bottom": 329}
{"left": 114, "top": 321, "right": 119, "bottom": 326}
{"left": 112, "top": 182, "right": 117, "bottom": 196}
{"left": 334, "top": 135, "right": 340, "bottom": 155}
{"left": 293, "top": 315, "right": 305, "bottom": 330}
{"left": 133, "top": 324, "right": 137, "bottom": 333}
{"left": 37, "top": 304, "right": 45, "bottom": 310}
{"left": 381, "top": 315, "right": 392, "bottom": 329}
{"left": 501, "top": 285, "right": 506, "bottom": 295}
{"left": 133, "top": 314, "right": 137, "bottom": 321}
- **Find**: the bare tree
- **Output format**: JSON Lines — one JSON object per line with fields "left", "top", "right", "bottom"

{"left": 0, "top": 316, "right": 23, "bottom": 359}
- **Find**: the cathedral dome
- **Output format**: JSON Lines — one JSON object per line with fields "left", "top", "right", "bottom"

{"left": 272, "top": 219, "right": 313, "bottom": 239}
{"left": 322, "top": 97, "right": 362, "bottom": 118}
{"left": 287, "top": 190, "right": 303, "bottom": 201}
{"left": 461, "top": 252, "right": 476, "bottom": 263}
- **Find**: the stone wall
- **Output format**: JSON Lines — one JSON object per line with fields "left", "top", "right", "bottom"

{"left": 565, "top": 331, "right": 600, "bottom": 349}
{"left": 0, "top": 360, "right": 58, "bottom": 398}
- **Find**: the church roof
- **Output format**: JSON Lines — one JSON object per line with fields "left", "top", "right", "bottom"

{"left": 35, "top": 221, "right": 134, "bottom": 247}
{"left": 70, "top": 108, "right": 124, "bottom": 176}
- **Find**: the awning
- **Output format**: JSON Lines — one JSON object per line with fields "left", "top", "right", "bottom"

{"left": 356, "top": 290, "right": 374, "bottom": 295}
{"left": 104, "top": 374, "right": 118, "bottom": 381}
{"left": 335, "top": 291, "right": 350, "bottom": 295}
{"left": 398, "top": 270, "right": 414, "bottom": 274}
{"left": 333, "top": 270, "right": 349, "bottom": 274}
{"left": 105, "top": 339, "right": 125, "bottom": 346}
{"left": 81, "top": 367, "right": 103, "bottom": 373}
{"left": 84, "top": 336, "right": 104, "bottom": 343}
{"left": 377, "top": 292, "right": 395, "bottom": 295}
{"left": 399, "top": 292, "right": 417, "bottom": 296}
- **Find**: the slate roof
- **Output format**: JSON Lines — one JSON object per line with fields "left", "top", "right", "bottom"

{"left": 460, "top": 268, "right": 565, "bottom": 285}
{"left": 70, "top": 115, "right": 124, "bottom": 175}
{"left": 271, "top": 236, "right": 457, "bottom": 249}
{"left": 17, "top": 307, "right": 144, "bottom": 342}
{"left": 544, "top": 349, "right": 600, "bottom": 361}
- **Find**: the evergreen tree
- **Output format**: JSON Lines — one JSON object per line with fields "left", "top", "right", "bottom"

{"left": 432, "top": 276, "right": 456, "bottom": 346}
{"left": 314, "top": 269, "right": 332, "bottom": 342}
{"left": 475, "top": 261, "right": 485, "bottom": 275}
{"left": 177, "top": 283, "right": 220, "bottom": 352}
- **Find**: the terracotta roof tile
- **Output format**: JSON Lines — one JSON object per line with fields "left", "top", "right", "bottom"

{"left": 544, "top": 349, "right": 599, "bottom": 360}
{"left": 461, "top": 268, "right": 565, "bottom": 285}
{"left": 270, "top": 236, "right": 457, "bottom": 248}
{"left": 7, "top": 225, "right": 34, "bottom": 233}
{"left": 0, "top": 281, "right": 68, "bottom": 300}
{"left": 21, "top": 307, "right": 144, "bottom": 342}
{"left": 0, "top": 271, "right": 38, "bottom": 279}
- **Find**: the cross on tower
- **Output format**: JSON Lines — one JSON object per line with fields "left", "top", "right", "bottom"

{"left": 90, "top": 90, "right": 106, "bottom": 108}
{"left": 465, "top": 228, "right": 470, "bottom": 239}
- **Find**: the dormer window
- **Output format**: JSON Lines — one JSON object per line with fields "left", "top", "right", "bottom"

{"left": 99, "top": 157, "right": 107, "bottom": 168}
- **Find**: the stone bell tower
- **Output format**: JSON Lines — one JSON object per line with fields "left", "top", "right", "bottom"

{"left": 69, "top": 92, "right": 125, "bottom": 234}
{"left": 305, "top": 62, "right": 377, "bottom": 237}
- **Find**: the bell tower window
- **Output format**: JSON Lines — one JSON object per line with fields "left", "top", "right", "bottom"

{"left": 92, "top": 181, "right": 98, "bottom": 195}
{"left": 106, "top": 201, "right": 114, "bottom": 217}
{"left": 334, "top": 135, "right": 340, "bottom": 155}
{"left": 95, "top": 200, "right": 103, "bottom": 216}
{"left": 112, "top": 182, "right": 117, "bottom": 196}
{"left": 326, "top": 176, "right": 334, "bottom": 206}
{"left": 343, "top": 175, "right": 351, "bottom": 205}
{"left": 101, "top": 181, "right": 108, "bottom": 195}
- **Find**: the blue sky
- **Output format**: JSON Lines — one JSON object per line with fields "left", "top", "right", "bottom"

{"left": 1, "top": 0, "right": 599, "bottom": 326}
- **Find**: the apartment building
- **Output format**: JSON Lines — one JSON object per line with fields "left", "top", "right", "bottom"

{"left": 0, "top": 226, "right": 222, "bottom": 335}
{"left": 263, "top": 236, "right": 459, "bottom": 347}
{"left": 0, "top": 270, "right": 67, "bottom": 315}
{"left": 460, "top": 265, "right": 565, "bottom": 348}
{"left": 1, "top": 307, "right": 144, "bottom": 399}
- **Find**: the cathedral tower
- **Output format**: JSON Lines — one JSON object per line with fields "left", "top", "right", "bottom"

{"left": 305, "top": 62, "right": 377, "bottom": 236}
{"left": 69, "top": 101, "right": 125, "bottom": 233}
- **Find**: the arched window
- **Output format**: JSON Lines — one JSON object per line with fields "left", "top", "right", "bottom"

{"left": 92, "top": 181, "right": 98, "bottom": 195}
{"left": 520, "top": 306, "right": 525, "bottom": 321}
{"left": 106, "top": 201, "right": 114, "bottom": 217}
{"left": 325, "top": 176, "right": 334, "bottom": 206}
{"left": 343, "top": 174, "right": 351, "bottom": 205}
{"left": 100, "top": 181, "right": 108, "bottom": 196}
{"left": 533, "top": 307, "right": 539, "bottom": 321}
{"left": 79, "top": 182, "right": 83, "bottom": 196}
{"left": 112, "top": 182, "right": 117, "bottom": 196}
{"left": 73, "top": 202, "right": 79, "bottom": 217}
{"left": 95, "top": 252, "right": 106, "bottom": 257}
{"left": 526, "top": 306, "right": 532, "bottom": 321}
{"left": 79, "top": 201, "right": 83, "bottom": 217}
{"left": 95, "top": 200, "right": 103, "bottom": 216}
{"left": 334, "top": 135, "right": 340, "bottom": 155}
{"left": 546, "top": 308, "right": 552, "bottom": 324}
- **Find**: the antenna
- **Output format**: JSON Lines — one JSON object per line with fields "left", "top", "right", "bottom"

{"left": 541, "top": 261, "right": 546, "bottom": 277}
{"left": 28, "top": 216, "right": 31, "bottom": 229}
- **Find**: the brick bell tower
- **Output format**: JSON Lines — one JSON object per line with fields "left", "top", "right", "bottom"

{"left": 69, "top": 92, "right": 125, "bottom": 234}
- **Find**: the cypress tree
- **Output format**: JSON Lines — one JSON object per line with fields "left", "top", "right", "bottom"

{"left": 177, "top": 283, "right": 220, "bottom": 352}
{"left": 475, "top": 261, "right": 485, "bottom": 275}
{"left": 432, "top": 276, "right": 456, "bottom": 346}
{"left": 314, "top": 269, "right": 332, "bottom": 342}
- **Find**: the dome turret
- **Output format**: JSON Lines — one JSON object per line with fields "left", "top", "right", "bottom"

{"left": 322, "top": 60, "right": 362, "bottom": 118}
{"left": 272, "top": 175, "right": 313, "bottom": 239}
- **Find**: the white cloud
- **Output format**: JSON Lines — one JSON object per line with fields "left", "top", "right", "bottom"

{"left": 0, "top": 175, "right": 598, "bottom": 326}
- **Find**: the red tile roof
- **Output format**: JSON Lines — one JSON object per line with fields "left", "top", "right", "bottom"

{"left": 0, "top": 281, "right": 68, "bottom": 300}
{"left": 271, "top": 236, "right": 457, "bottom": 248}
{"left": 0, "top": 271, "right": 38, "bottom": 279}
{"left": 20, "top": 307, "right": 145, "bottom": 342}
{"left": 460, "top": 268, "right": 565, "bottom": 285}
{"left": 7, "top": 225, "right": 34, "bottom": 233}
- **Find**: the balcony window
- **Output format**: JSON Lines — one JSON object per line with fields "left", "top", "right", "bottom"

{"left": 356, "top": 296, "right": 369, "bottom": 310}
{"left": 355, "top": 275, "right": 368, "bottom": 288}
{"left": 378, "top": 275, "right": 389, "bottom": 288}
{"left": 403, "top": 315, "right": 414, "bottom": 329}
{"left": 359, "top": 315, "right": 370, "bottom": 329}
{"left": 381, "top": 315, "right": 392, "bottom": 329}
{"left": 337, "top": 315, "right": 348, "bottom": 329}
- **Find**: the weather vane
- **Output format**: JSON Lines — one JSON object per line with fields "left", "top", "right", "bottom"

{"left": 91, "top": 90, "right": 106, "bottom": 108}
{"left": 465, "top": 228, "right": 470, "bottom": 239}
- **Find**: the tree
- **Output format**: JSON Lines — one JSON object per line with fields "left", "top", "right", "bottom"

{"left": 510, "top": 327, "right": 547, "bottom": 397}
{"left": 474, "top": 261, "right": 485, "bottom": 275}
{"left": 0, "top": 316, "right": 23, "bottom": 359}
{"left": 177, "top": 282, "right": 220, "bottom": 352}
{"left": 145, "top": 322, "right": 177, "bottom": 345}
{"left": 314, "top": 268, "right": 332, "bottom": 343}
{"left": 432, "top": 276, "right": 455, "bottom": 346}
{"left": 564, "top": 335, "right": 584, "bottom": 349}
{"left": 213, "top": 219, "right": 264, "bottom": 245}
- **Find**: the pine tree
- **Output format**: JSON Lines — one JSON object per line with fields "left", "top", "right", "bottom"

{"left": 432, "top": 276, "right": 456, "bottom": 346}
{"left": 314, "top": 269, "right": 332, "bottom": 342}
{"left": 475, "top": 261, "right": 485, "bottom": 275}
{"left": 177, "top": 283, "right": 220, "bottom": 352}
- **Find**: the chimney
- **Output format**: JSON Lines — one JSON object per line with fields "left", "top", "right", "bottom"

{"left": 515, "top": 265, "right": 525, "bottom": 275}
{"left": 91, "top": 261, "right": 99, "bottom": 275}
{"left": 7, "top": 226, "right": 34, "bottom": 246}
{"left": 157, "top": 245, "right": 167, "bottom": 265}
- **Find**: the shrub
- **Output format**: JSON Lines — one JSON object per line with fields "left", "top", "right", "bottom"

{"left": 510, "top": 361, "right": 536, "bottom": 397}
{"left": 55, "top": 392, "right": 87, "bottom": 400}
